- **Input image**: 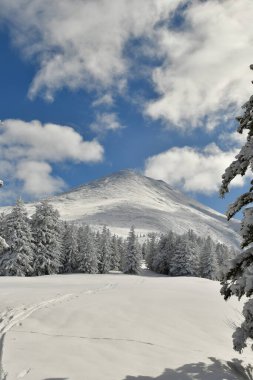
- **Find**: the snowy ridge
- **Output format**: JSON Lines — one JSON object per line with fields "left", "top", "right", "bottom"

{"left": 1, "top": 170, "right": 240, "bottom": 247}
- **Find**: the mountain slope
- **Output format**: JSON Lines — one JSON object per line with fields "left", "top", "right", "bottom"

{"left": 6, "top": 169, "right": 239, "bottom": 247}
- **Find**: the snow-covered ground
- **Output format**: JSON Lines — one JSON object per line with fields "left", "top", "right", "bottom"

{"left": 0, "top": 268, "right": 252, "bottom": 380}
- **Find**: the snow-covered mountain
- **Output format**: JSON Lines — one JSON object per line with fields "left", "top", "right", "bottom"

{"left": 2, "top": 170, "right": 240, "bottom": 247}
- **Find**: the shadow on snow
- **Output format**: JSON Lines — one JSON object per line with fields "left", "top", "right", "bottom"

{"left": 122, "top": 358, "right": 253, "bottom": 380}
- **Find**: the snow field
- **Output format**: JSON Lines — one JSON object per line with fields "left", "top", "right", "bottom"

{"left": 0, "top": 272, "right": 252, "bottom": 380}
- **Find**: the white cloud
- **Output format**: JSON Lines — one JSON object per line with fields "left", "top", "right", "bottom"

{"left": 1, "top": 0, "right": 252, "bottom": 132}
{"left": 92, "top": 94, "right": 114, "bottom": 108}
{"left": 0, "top": 119, "right": 104, "bottom": 163}
{"left": 90, "top": 113, "right": 124, "bottom": 134}
{"left": 16, "top": 161, "right": 65, "bottom": 196}
{"left": 218, "top": 130, "right": 248, "bottom": 149}
{"left": 0, "top": 0, "right": 179, "bottom": 100}
{"left": 146, "top": 0, "right": 253, "bottom": 129}
{"left": 0, "top": 119, "right": 104, "bottom": 197}
{"left": 144, "top": 144, "right": 246, "bottom": 194}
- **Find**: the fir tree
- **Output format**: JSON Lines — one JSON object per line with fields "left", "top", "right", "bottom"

{"left": 77, "top": 225, "right": 98, "bottom": 273}
{"left": 0, "top": 199, "right": 34, "bottom": 276}
{"left": 0, "top": 180, "right": 8, "bottom": 255}
{"left": 215, "top": 243, "right": 234, "bottom": 279}
{"left": 220, "top": 65, "right": 253, "bottom": 352}
{"left": 145, "top": 233, "right": 157, "bottom": 271}
{"left": 170, "top": 236, "right": 195, "bottom": 277}
{"left": 62, "top": 222, "right": 78, "bottom": 273}
{"left": 0, "top": 213, "right": 9, "bottom": 255}
{"left": 110, "top": 234, "right": 121, "bottom": 270}
{"left": 117, "top": 236, "right": 126, "bottom": 271}
{"left": 152, "top": 234, "right": 171, "bottom": 275}
{"left": 123, "top": 226, "right": 141, "bottom": 274}
{"left": 141, "top": 241, "right": 147, "bottom": 259}
{"left": 98, "top": 226, "right": 111, "bottom": 274}
{"left": 0, "top": 213, "right": 7, "bottom": 242}
{"left": 32, "top": 200, "right": 62, "bottom": 275}
{"left": 199, "top": 236, "right": 218, "bottom": 280}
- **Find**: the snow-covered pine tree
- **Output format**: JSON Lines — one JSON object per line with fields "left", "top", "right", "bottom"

{"left": 117, "top": 236, "right": 126, "bottom": 271}
{"left": 185, "top": 230, "right": 201, "bottom": 277}
{"left": 94, "top": 230, "right": 101, "bottom": 254}
{"left": 216, "top": 243, "right": 227, "bottom": 268}
{"left": 215, "top": 243, "right": 236, "bottom": 279}
{"left": 62, "top": 222, "right": 78, "bottom": 273}
{"left": 141, "top": 241, "right": 147, "bottom": 259}
{"left": 165, "top": 230, "right": 179, "bottom": 274}
{"left": 170, "top": 235, "right": 196, "bottom": 277}
{"left": 199, "top": 236, "right": 218, "bottom": 280}
{"left": 219, "top": 65, "right": 253, "bottom": 352}
{"left": 0, "top": 198, "right": 34, "bottom": 276}
{"left": 152, "top": 233, "right": 173, "bottom": 275}
{"left": 0, "top": 213, "right": 7, "bottom": 242}
{"left": 110, "top": 234, "right": 121, "bottom": 270}
{"left": 123, "top": 226, "right": 141, "bottom": 274}
{"left": 0, "top": 180, "right": 8, "bottom": 256}
{"left": 0, "top": 212, "right": 9, "bottom": 266}
{"left": 98, "top": 226, "right": 112, "bottom": 274}
{"left": 77, "top": 225, "right": 98, "bottom": 273}
{"left": 183, "top": 232, "right": 201, "bottom": 277}
{"left": 32, "top": 200, "right": 62, "bottom": 276}
{"left": 145, "top": 233, "right": 157, "bottom": 271}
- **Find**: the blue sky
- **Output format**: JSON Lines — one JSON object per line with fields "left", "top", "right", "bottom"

{"left": 0, "top": 0, "right": 252, "bottom": 217}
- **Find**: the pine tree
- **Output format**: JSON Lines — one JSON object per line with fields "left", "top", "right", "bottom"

{"left": 145, "top": 233, "right": 157, "bottom": 271}
{"left": 0, "top": 199, "right": 34, "bottom": 276}
{"left": 163, "top": 231, "right": 178, "bottom": 275}
{"left": 62, "top": 222, "right": 78, "bottom": 273}
{"left": 77, "top": 225, "right": 98, "bottom": 273}
{"left": 219, "top": 65, "right": 253, "bottom": 352}
{"left": 184, "top": 234, "right": 201, "bottom": 277}
{"left": 152, "top": 234, "right": 171, "bottom": 274}
{"left": 199, "top": 236, "right": 218, "bottom": 280}
{"left": 117, "top": 236, "right": 126, "bottom": 271}
{"left": 32, "top": 200, "right": 62, "bottom": 275}
{"left": 110, "top": 234, "right": 121, "bottom": 270}
{"left": 0, "top": 213, "right": 9, "bottom": 256}
{"left": 169, "top": 234, "right": 199, "bottom": 277}
{"left": 123, "top": 226, "right": 141, "bottom": 274}
{"left": 141, "top": 241, "right": 147, "bottom": 259}
{"left": 0, "top": 213, "right": 7, "bottom": 242}
{"left": 215, "top": 243, "right": 234, "bottom": 279}
{"left": 0, "top": 180, "right": 8, "bottom": 256}
{"left": 98, "top": 226, "right": 111, "bottom": 274}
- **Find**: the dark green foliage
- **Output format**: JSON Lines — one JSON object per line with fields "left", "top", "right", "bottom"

{"left": 0, "top": 199, "right": 34, "bottom": 276}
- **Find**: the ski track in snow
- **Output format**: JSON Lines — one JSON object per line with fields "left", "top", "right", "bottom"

{"left": 0, "top": 274, "right": 252, "bottom": 380}
{"left": 0, "top": 294, "right": 73, "bottom": 336}
{"left": 0, "top": 282, "right": 117, "bottom": 380}
{"left": 0, "top": 294, "right": 73, "bottom": 380}
{"left": 10, "top": 329, "right": 163, "bottom": 348}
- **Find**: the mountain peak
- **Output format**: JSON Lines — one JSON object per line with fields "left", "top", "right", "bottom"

{"left": 46, "top": 169, "right": 239, "bottom": 247}
{"left": 0, "top": 169, "right": 239, "bottom": 247}
{"left": 104, "top": 169, "right": 143, "bottom": 180}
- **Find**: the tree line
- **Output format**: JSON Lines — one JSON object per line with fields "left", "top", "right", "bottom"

{"left": 0, "top": 199, "right": 236, "bottom": 280}
{"left": 144, "top": 230, "right": 237, "bottom": 280}
{"left": 0, "top": 199, "right": 142, "bottom": 276}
